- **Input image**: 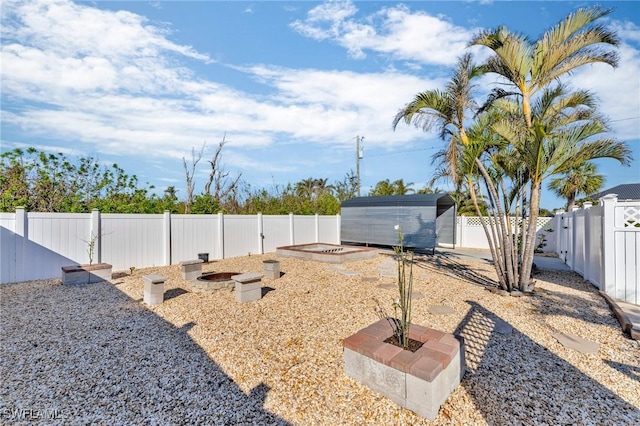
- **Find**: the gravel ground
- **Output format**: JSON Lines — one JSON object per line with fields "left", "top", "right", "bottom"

{"left": 1, "top": 252, "right": 639, "bottom": 425}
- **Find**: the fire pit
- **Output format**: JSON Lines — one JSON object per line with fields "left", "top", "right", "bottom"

{"left": 190, "top": 272, "right": 239, "bottom": 292}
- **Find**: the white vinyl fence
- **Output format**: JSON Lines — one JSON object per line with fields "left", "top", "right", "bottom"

{"left": 455, "top": 216, "right": 555, "bottom": 250}
{"left": 0, "top": 209, "right": 341, "bottom": 284}
{"left": 2, "top": 201, "right": 638, "bottom": 305}
{"left": 555, "top": 195, "right": 640, "bottom": 304}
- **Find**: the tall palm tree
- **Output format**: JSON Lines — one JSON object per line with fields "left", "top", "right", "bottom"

{"left": 470, "top": 6, "right": 627, "bottom": 290}
{"left": 549, "top": 161, "right": 604, "bottom": 212}
{"left": 393, "top": 53, "right": 482, "bottom": 187}
{"left": 489, "top": 84, "right": 631, "bottom": 289}
{"left": 295, "top": 178, "right": 317, "bottom": 199}
{"left": 313, "top": 178, "right": 335, "bottom": 198}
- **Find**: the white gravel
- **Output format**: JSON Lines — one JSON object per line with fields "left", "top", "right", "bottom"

{"left": 1, "top": 252, "right": 639, "bottom": 425}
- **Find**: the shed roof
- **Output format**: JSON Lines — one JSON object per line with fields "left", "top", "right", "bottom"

{"left": 341, "top": 193, "right": 455, "bottom": 208}
{"left": 590, "top": 183, "right": 640, "bottom": 201}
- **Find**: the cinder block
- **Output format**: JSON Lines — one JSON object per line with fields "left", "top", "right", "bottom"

{"left": 180, "top": 259, "right": 203, "bottom": 280}
{"left": 263, "top": 260, "right": 280, "bottom": 279}
{"left": 236, "top": 287, "right": 261, "bottom": 303}
{"left": 143, "top": 274, "right": 166, "bottom": 306}
{"left": 405, "top": 371, "right": 447, "bottom": 421}
{"left": 62, "top": 264, "right": 112, "bottom": 285}
{"left": 63, "top": 270, "right": 88, "bottom": 285}
{"left": 236, "top": 280, "right": 262, "bottom": 292}
{"left": 143, "top": 291, "right": 164, "bottom": 306}
{"left": 345, "top": 347, "right": 406, "bottom": 404}
{"left": 344, "top": 347, "right": 366, "bottom": 382}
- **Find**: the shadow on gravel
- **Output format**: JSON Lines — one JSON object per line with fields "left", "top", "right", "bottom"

{"left": 604, "top": 360, "right": 640, "bottom": 383}
{"left": 0, "top": 280, "right": 292, "bottom": 425}
{"left": 525, "top": 277, "right": 618, "bottom": 326}
{"left": 414, "top": 252, "right": 497, "bottom": 289}
{"left": 453, "top": 301, "right": 640, "bottom": 425}
{"left": 164, "top": 287, "right": 189, "bottom": 301}
{"left": 532, "top": 269, "right": 594, "bottom": 293}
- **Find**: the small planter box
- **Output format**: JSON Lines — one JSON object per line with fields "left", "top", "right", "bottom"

{"left": 343, "top": 319, "right": 465, "bottom": 420}
{"left": 61, "top": 263, "right": 112, "bottom": 285}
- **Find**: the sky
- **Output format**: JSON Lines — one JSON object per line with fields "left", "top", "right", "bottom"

{"left": 1, "top": 0, "right": 639, "bottom": 210}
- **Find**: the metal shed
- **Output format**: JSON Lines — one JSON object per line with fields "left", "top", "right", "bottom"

{"left": 340, "top": 194, "right": 456, "bottom": 252}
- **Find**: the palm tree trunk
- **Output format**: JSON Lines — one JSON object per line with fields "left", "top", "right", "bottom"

{"left": 475, "top": 160, "right": 516, "bottom": 290}
{"left": 519, "top": 181, "right": 541, "bottom": 291}
{"left": 566, "top": 192, "right": 576, "bottom": 213}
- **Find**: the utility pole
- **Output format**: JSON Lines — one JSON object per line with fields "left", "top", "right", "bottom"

{"left": 356, "top": 135, "right": 364, "bottom": 197}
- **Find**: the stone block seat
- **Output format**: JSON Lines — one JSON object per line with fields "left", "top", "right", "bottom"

{"left": 343, "top": 319, "right": 466, "bottom": 420}
{"left": 179, "top": 259, "right": 204, "bottom": 281}
{"left": 232, "top": 272, "right": 263, "bottom": 303}
{"left": 143, "top": 274, "right": 167, "bottom": 306}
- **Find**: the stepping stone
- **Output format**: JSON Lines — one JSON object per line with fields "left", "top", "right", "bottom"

{"left": 411, "top": 292, "right": 424, "bottom": 300}
{"left": 376, "top": 283, "right": 396, "bottom": 289}
{"left": 552, "top": 332, "right": 599, "bottom": 354}
{"left": 380, "top": 260, "right": 396, "bottom": 268}
{"left": 338, "top": 270, "right": 359, "bottom": 276}
{"left": 379, "top": 270, "right": 396, "bottom": 278}
{"left": 428, "top": 305, "right": 455, "bottom": 315}
{"left": 329, "top": 265, "right": 346, "bottom": 270}
{"left": 493, "top": 318, "right": 513, "bottom": 335}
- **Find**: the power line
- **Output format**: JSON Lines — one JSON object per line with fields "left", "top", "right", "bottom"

{"left": 365, "top": 146, "right": 439, "bottom": 158}
{"left": 610, "top": 116, "right": 640, "bottom": 122}
{"left": 360, "top": 116, "right": 640, "bottom": 160}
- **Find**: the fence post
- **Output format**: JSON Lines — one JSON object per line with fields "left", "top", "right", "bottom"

{"left": 315, "top": 213, "right": 319, "bottom": 243}
{"left": 90, "top": 209, "right": 101, "bottom": 264}
{"left": 582, "top": 203, "right": 592, "bottom": 283}
{"left": 336, "top": 213, "right": 341, "bottom": 245}
{"left": 553, "top": 213, "right": 561, "bottom": 257}
{"left": 218, "top": 212, "right": 225, "bottom": 259}
{"left": 163, "top": 210, "right": 171, "bottom": 265}
{"left": 289, "top": 213, "right": 295, "bottom": 245}
{"left": 601, "top": 195, "right": 617, "bottom": 296}
{"left": 257, "top": 213, "right": 264, "bottom": 254}
{"left": 15, "top": 207, "right": 27, "bottom": 282}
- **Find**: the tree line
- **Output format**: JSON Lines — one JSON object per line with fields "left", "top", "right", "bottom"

{"left": 2, "top": 146, "right": 458, "bottom": 215}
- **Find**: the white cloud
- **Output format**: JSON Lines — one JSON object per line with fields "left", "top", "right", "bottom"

{"left": 2, "top": 0, "right": 637, "bottom": 188}
{"left": 291, "top": 0, "right": 480, "bottom": 66}
{"left": 567, "top": 34, "right": 640, "bottom": 141}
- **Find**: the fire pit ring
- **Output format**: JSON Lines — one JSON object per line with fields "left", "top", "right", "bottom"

{"left": 191, "top": 272, "right": 239, "bottom": 292}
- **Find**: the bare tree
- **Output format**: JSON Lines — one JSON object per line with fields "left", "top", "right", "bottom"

{"left": 203, "top": 134, "right": 242, "bottom": 204}
{"left": 182, "top": 143, "right": 205, "bottom": 214}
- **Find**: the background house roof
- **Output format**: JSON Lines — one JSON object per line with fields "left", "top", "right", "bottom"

{"left": 590, "top": 183, "right": 640, "bottom": 200}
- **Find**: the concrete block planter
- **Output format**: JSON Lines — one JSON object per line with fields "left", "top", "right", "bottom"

{"left": 343, "top": 319, "right": 465, "bottom": 420}
{"left": 61, "top": 263, "right": 112, "bottom": 285}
